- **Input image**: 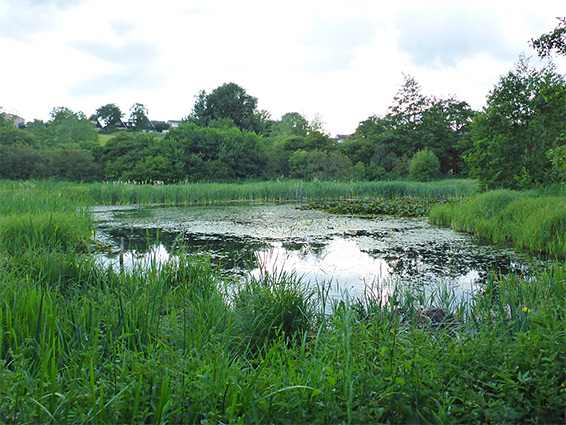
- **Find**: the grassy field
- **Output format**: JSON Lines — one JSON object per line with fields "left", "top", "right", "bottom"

{"left": 0, "top": 180, "right": 564, "bottom": 424}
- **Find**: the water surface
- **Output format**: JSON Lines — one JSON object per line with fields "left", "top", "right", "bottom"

{"left": 93, "top": 202, "right": 535, "bottom": 301}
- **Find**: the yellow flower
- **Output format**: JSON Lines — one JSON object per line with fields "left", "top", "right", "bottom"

{"left": 522, "top": 307, "right": 531, "bottom": 313}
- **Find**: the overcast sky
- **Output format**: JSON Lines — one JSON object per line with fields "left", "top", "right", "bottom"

{"left": 1, "top": 0, "right": 565, "bottom": 135}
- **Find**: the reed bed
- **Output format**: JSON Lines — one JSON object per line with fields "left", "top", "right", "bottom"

{"left": 0, "top": 179, "right": 477, "bottom": 206}
{"left": 429, "top": 189, "right": 566, "bottom": 258}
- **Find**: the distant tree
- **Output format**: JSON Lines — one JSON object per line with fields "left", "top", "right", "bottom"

{"left": 465, "top": 56, "right": 566, "bottom": 189}
{"left": 129, "top": 103, "right": 152, "bottom": 131}
{"left": 531, "top": 17, "right": 566, "bottom": 58}
{"left": 387, "top": 74, "right": 433, "bottom": 131}
{"left": 0, "top": 143, "right": 39, "bottom": 179}
{"left": 409, "top": 148, "right": 440, "bottom": 181}
{"left": 187, "top": 83, "right": 265, "bottom": 132}
{"left": 0, "top": 126, "right": 37, "bottom": 146}
{"left": 96, "top": 103, "right": 124, "bottom": 128}
{"left": 48, "top": 106, "right": 98, "bottom": 144}
{"left": 24, "top": 119, "right": 49, "bottom": 140}
{"left": 274, "top": 112, "right": 311, "bottom": 137}
{"left": 153, "top": 121, "right": 171, "bottom": 133}
{"left": 344, "top": 75, "right": 472, "bottom": 177}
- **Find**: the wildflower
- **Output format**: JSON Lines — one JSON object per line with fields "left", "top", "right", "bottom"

{"left": 522, "top": 306, "right": 531, "bottom": 313}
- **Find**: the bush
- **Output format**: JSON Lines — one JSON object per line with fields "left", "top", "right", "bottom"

{"left": 409, "top": 148, "right": 440, "bottom": 182}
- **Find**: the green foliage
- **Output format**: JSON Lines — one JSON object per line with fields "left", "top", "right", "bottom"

{"left": 465, "top": 56, "right": 566, "bottom": 189}
{"left": 0, "top": 184, "right": 564, "bottom": 424}
{"left": 128, "top": 103, "right": 152, "bottom": 131}
{"left": 48, "top": 106, "right": 98, "bottom": 145}
{"left": 409, "top": 148, "right": 440, "bottom": 181}
{"left": 232, "top": 271, "right": 315, "bottom": 352}
{"left": 547, "top": 134, "right": 566, "bottom": 182}
{"left": 187, "top": 82, "right": 266, "bottom": 133}
{"left": 345, "top": 76, "right": 473, "bottom": 178}
{"left": 289, "top": 149, "right": 352, "bottom": 180}
{"left": 531, "top": 16, "right": 566, "bottom": 58}
{"left": 95, "top": 103, "right": 124, "bottom": 129}
{"left": 302, "top": 197, "right": 448, "bottom": 217}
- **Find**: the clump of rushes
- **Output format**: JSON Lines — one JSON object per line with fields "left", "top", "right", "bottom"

{"left": 231, "top": 270, "right": 315, "bottom": 353}
{"left": 300, "top": 197, "right": 449, "bottom": 217}
{"left": 0, "top": 211, "right": 92, "bottom": 255}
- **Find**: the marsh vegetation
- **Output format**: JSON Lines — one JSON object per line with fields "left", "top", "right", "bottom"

{"left": 0, "top": 180, "right": 564, "bottom": 424}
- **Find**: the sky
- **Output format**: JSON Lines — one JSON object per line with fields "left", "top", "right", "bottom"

{"left": 1, "top": 0, "right": 565, "bottom": 136}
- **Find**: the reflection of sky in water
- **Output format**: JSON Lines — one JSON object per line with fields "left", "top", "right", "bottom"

{"left": 93, "top": 203, "right": 538, "bottom": 302}
{"left": 252, "top": 239, "right": 392, "bottom": 299}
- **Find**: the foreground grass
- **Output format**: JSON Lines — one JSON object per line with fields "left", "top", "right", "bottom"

{"left": 430, "top": 189, "right": 566, "bottom": 259}
{"left": 1, "top": 245, "right": 564, "bottom": 423}
{"left": 0, "top": 181, "right": 565, "bottom": 423}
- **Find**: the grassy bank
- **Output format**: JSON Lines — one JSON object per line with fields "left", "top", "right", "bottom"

{"left": 429, "top": 189, "right": 566, "bottom": 259}
{"left": 0, "top": 181, "right": 564, "bottom": 423}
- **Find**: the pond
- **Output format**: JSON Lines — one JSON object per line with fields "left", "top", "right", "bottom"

{"left": 93, "top": 202, "right": 537, "bottom": 302}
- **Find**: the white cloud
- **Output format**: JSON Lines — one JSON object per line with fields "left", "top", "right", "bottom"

{"left": 394, "top": 5, "right": 517, "bottom": 68}
{"left": 1, "top": 0, "right": 565, "bottom": 135}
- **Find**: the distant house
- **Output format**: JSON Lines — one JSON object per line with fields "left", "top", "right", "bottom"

{"left": 88, "top": 114, "right": 103, "bottom": 130}
{"left": 335, "top": 134, "right": 350, "bottom": 143}
{"left": 0, "top": 112, "right": 25, "bottom": 127}
{"left": 167, "top": 120, "right": 183, "bottom": 129}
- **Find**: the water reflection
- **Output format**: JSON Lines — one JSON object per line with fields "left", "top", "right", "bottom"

{"left": 93, "top": 203, "right": 537, "bottom": 300}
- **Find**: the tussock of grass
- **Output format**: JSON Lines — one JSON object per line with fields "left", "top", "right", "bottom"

{"left": 430, "top": 189, "right": 566, "bottom": 258}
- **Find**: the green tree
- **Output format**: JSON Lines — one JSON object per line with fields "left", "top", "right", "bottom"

{"left": 273, "top": 112, "right": 311, "bottom": 137}
{"left": 187, "top": 82, "right": 266, "bottom": 133}
{"left": 531, "top": 17, "right": 566, "bottom": 58}
{"left": 48, "top": 106, "right": 98, "bottom": 145}
{"left": 96, "top": 103, "right": 124, "bottom": 129}
{"left": 345, "top": 76, "right": 472, "bottom": 177}
{"left": 387, "top": 74, "right": 432, "bottom": 131}
{"left": 129, "top": 103, "right": 152, "bottom": 131}
{"left": 409, "top": 148, "right": 440, "bottom": 181}
{"left": 465, "top": 56, "right": 566, "bottom": 189}
{"left": 0, "top": 143, "right": 39, "bottom": 179}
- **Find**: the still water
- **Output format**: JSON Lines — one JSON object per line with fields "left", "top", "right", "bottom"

{"left": 93, "top": 202, "right": 536, "bottom": 300}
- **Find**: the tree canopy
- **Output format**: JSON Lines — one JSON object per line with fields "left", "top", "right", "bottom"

{"left": 95, "top": 103, "right": 124, "bottom": 129}
{"left": 465, "top": 56, "right": 566, "bottom": 189}
{"left": 187, "top": 83, "right": 266, "bottom": 133}
{"left": 531, "top": 17, "right": 566, "bottom": 58}
{"left": 129, "top": 103, "right": 152, "bottom": 131}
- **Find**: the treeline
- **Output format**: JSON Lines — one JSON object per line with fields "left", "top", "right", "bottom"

{"left": 1, "top": 21, "right": 566, "bottom": 188}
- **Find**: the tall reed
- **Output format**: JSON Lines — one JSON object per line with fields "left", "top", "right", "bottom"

{"left": 0, "top": 179, "right": 477, "bottom": 206}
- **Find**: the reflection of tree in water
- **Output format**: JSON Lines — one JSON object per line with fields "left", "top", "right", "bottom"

{"left": 105, "top": 227, "right": 270, "bottom": 270}
{"left": 371, "top": 242, "right": 530, "bottom": 283}
{"left": 281, "top": 240, "right": 327, "bottom": 258}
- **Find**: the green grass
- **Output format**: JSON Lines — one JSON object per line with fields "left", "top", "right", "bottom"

{"left": 0, "top": 180, "right": 564, "bottom": 423}
{"left": 429, "top": 189, "right": 566, "bottom": 258}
